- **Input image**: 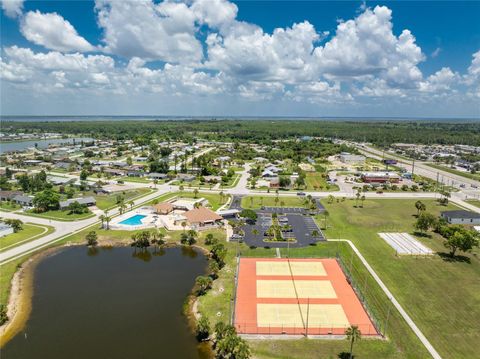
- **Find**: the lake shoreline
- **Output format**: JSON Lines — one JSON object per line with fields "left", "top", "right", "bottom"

{"left": 0, "top": 238, "right": 212, "bottom": 352}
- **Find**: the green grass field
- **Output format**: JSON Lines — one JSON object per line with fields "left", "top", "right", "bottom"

{"left": 0, "top": 202, "right": 21, "bottom": 212}
{"left": 0, "top": 224, "right": 54, "bottom": 252}
{"left": 241, "top": 196, "right": 306, "bottom": 209}
{"left": 426, "top": 163, "right": 480, "bottom": 181}
{"left": 24, "top": 209, "right": 95, "bottom": 221}
{"left": 148, "top": 191, "right": 229, "bottom": 210}
{"left": 117, "top": 176, "right": 152, "bottom": 184}
{"left": 93, "top": 188, "right": 152, "bottom": 210}
{"left": 319, "top": 198, "right": 480, "bottom": 359}
{"left": 466, "top": 199, "right": 480, "bottom": 208}
{"left": 305, "top": 172, "right": 339, "bottom": 191}
{"left": 2, "top": 197, "right": 477, "bottom": 358}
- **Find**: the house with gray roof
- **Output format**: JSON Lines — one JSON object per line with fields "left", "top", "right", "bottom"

{"left": 441, "top": 210, "right": 480, "bottom": 225}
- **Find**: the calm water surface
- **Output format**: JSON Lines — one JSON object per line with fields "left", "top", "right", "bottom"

{"left": 2, "top": 246, "right": 210, "bottom": 359}
{"left": 0, "top": 137, "right": 93, "bottom": 153}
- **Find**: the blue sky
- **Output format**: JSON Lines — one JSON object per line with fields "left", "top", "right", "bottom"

{"left": 1, "top": 0, "right": 479, "bottom": 117}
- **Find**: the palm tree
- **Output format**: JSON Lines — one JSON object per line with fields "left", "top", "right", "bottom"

{"left": 345, "top": 325, "right": 361, "bottom": 359}
{"left": 323, "top": 210, "right": 329, "bottom": 229}
{"left": 360, "top": 195, "right": 365, "bottom": 208}
{"left": 219, "top": 191, "right": 225, "bottom": 204}
{"left": 193, "top": 188, "right": 199, "bottom": 199}
{"left": 153, "top": 179, "right": 158, "bottom": 188}
{"left": 415, "top": 200, "right": 426, "bottom": 216}
{"left": 179, "top": 185, "right": 184, "bottom": 194}
{"left": 181, "top": 221, "right": 187, "bottom": 232}
{"left": 99, "top": 215, "right": 105, "bottom": 229}
{"left": 274, "top": 196, "right": 279, "bottom": 206}
{"left": 119, "top": 201, "right": 127, "bottom": 215}
{"left": 128, "top": 200, "right": 134, "bottom": 211}
{"left": 252, "top": 228, "right": 259, "bottom": 238}
{"left": 355, "top": 190, "right": 361, "bottom": 207}
{"left": 105, "top": 215, "right": 111, "bottom": 230}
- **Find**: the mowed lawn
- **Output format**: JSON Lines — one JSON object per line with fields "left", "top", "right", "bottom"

{"left": 147, "top": 191, "right": 229, "bottom": 211}
{"left": 319, "top": 198, "right": 480, "bottom": 359}
{"left": 0, "top": 223, "right": 54, "bottom": 251}
{"left": 241, "top": 196, "right": 306, "bottom": 209}
{"left": 93, "top": 188, "right": 153, "bottom": 210}
{"left": 0, "top": 201, "right": 21, "bottom": 212}
{"left": 305, "top": 172, "right": 339, "bottom": 191}
{"left": 466, "top": 199, "right": 480, "bottom": 208}
{"left": 24, "top": 209, "right": 95, "bottom": 221}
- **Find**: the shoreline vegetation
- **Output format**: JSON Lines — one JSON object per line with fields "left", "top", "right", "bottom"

{"left": 0, "top": 233, "right": 214, "bottom": 349}
{"left": 2, "top": 119, "right": 479, "bottom": 146}
{"left": 1, "top": 197, "right": 479, "bottom": 357}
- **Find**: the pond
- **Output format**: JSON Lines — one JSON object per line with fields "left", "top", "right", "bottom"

{"left": 0, "top": 137, "right": 93, "bottom": 153}
{"left": 2, "top": 246, "right": 210, "bottom": 359}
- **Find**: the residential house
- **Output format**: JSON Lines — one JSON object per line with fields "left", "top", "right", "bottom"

{"left": 177, "top": 173, "right": 196, "bottom": 182}
{"left": 148, "top": 173, "right": 168, "bottom": 180}
{"left": 13, "top": 194, "right": 34, "bottom": 207}
{"left": 0, "top": 190, "right": 23, "bottom": 201}
{"left": 59, "top": 197, "right": 96, "bottom": 210}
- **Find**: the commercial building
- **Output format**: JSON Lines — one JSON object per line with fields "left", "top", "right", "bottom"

{"left": 441, "top": 210, "right": 480, "bottom": 225}
{"left": 361, "top": 172, "right": 400, "bottom": 183}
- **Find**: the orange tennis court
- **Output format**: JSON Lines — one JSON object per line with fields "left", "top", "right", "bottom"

{"left": 234, "top": 258, "right": 378, "bottom": 336}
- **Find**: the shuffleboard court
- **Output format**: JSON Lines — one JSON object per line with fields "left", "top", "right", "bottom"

{"left": 235, "top": 258, "right": 379, "bottom": 336}
{"left": 256, "top": 260, "right": 326, "bottom": 276}
{"left": 256, "top": 280, "right": 337, "bottom": 298}
{"left": 379, "top": 232, "right": 433, "bottom": 255}
{"left": 257, "top": 304, "right": 350, "bottom": 329}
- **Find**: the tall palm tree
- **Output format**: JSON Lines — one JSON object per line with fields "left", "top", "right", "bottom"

{"left": 153, "top": 179, "right": 158, "bottom": 188}
{"left": 128, "top": 200, "right": 134, "bottom": 211}
{"left": 119, "top": 201, "right": 127, "bottom": 215}
{"left": 414, "top": 200, "right": 426, "bottom": 216}
{"left": 193, "top": 188, "right": 199, "bottom": 198}
{"left": 105, "top": 215, "right": 111, "bottom": 230}
{"left": 323, "top": 210, "right": 329, "bottom": 229}
{"left": 99, "top": 215, "right": 105, "bottom": 229}
{"left": 345, "top": 325, "right": 361, "bottom": 359}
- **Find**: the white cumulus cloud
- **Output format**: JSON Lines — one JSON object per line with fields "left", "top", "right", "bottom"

{"left": 1, "top": 0, "right": 23, "bottom": 18}
{"left": 20, "top": 11, "right": 95, "bottom": 52}
{"left": 95, "top": 0, "right": 203, "bottom": 64}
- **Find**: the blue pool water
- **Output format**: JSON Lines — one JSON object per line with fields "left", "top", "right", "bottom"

{"left": 119, "top": 214, "right": 146, "bottom": 226}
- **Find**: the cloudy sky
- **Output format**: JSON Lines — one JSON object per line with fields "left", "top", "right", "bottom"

{"left": 1, "top": 0, "right": 479, "bottom": 117}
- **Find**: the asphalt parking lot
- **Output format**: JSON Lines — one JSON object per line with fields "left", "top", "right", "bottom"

{"left": 259, "top": 206, "right": 307, "bottom": 214}
{"left": 239, "top": 212, "right": 325, "bottom": 248}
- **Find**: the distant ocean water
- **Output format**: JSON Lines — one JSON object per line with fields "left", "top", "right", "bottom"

{"left": 1, "top": 116, "right": 479, "bottom": 123}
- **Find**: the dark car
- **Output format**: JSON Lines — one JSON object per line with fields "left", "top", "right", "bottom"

{"left": 297, "top": 192, "right": 306, "bottom": 196}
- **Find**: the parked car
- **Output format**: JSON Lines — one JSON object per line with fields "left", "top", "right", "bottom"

{"left": 297, "top": 192, "right": 306, "bottom": 196}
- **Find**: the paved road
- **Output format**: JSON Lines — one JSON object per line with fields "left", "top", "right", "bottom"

{"left": 229, "top": 162, "right": 251, "bottom": 195}
{"left": 0, "top": 186, "right": 170, "bottom": 264}
{"left": 358, "top": 145, "right": 480, "bottom": 189}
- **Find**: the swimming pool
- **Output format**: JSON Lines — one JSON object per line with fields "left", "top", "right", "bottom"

{"left": 119, "top": 214, "right": 146, "bottom": 226}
